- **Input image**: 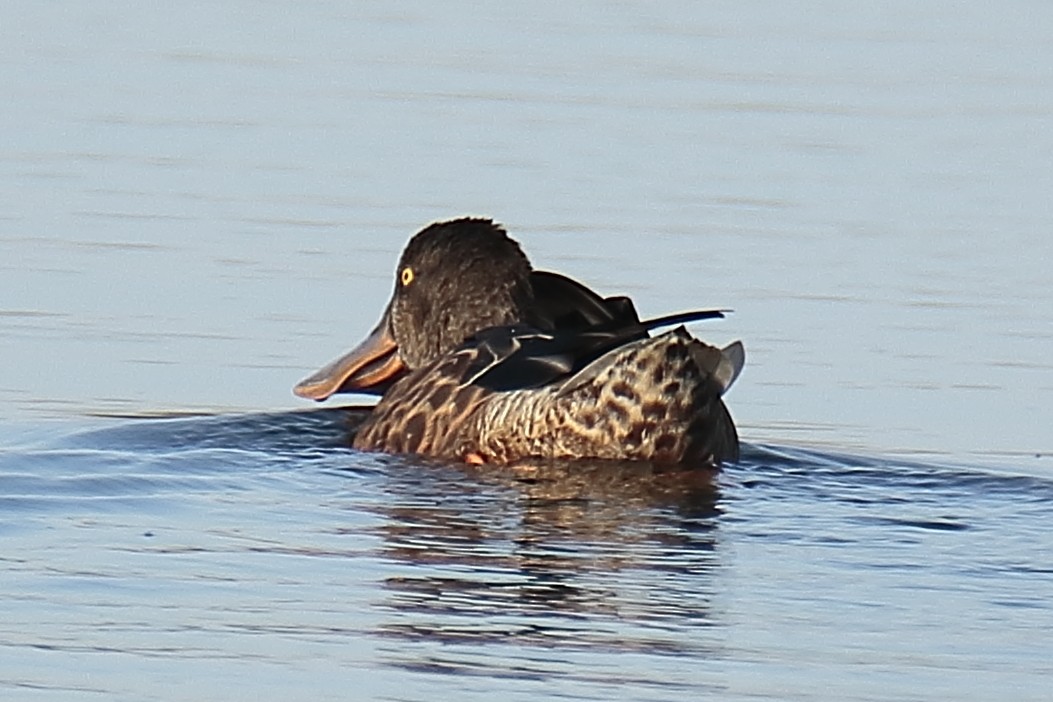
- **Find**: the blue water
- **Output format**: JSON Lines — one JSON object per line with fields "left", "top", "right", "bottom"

{"left": 3, "top": 412, "right": 1051, "bottom": 700}
{"left": 3, "top": 1, "right": 1053, "bottom": 699}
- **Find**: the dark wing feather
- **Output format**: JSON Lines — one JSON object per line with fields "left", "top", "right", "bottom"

{"left": 459, "top": 306, "right": 730, "bottom": 393}
{"left": 529, "top": 271, "right": 641, "bottom": 330}
{"left": 532, "top": 270, "right": 726, "bottom": 333}
{"left": 460, "top": 326, "right": 576, "bottom": 391}
{"left": 459, "top": 269, "right": 729, "bottom": 393}
{"left": 639, "top": 309, "right": 726, "bottom": 329}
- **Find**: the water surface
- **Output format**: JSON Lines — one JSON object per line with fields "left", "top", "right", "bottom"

{"left": 5, "top": 412, "right": 1052, "bottom": 701}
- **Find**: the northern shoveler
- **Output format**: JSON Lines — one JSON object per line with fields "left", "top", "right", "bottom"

{"left": 294, "top": 217, "right": 744, "bottom": 466}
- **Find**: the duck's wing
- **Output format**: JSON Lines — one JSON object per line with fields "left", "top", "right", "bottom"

{"left": 460, "top": 307, "right": 729, "bottom": 393}
{"left": 531, "top": 270, "right": 728, "bottom": 332}
{"left": 529, "top": 270, "right": 640, "bottom": 330}
{"left": 455, "top": 327, "right": 564, "bottom": 391}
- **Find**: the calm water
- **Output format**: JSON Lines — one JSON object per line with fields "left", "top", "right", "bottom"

{"left": 2, "top": 1, "right": 1052, "bottom": 700}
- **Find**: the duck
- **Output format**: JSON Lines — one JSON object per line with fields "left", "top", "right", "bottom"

{"left": 294, "top": 217, "right": 744, "bottom": 466}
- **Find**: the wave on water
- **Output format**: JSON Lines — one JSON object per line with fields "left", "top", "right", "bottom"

{"left": 0, "top": 407, "right": 1045, "bottom": 530}
{"left": 54, "top": 406, "right": 373, "bottom": 453}
{"left": 0, "top": 406, "right": 1042, "bottom": 495}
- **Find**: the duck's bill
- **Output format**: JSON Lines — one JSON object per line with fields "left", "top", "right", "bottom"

{"left": 293, "top": 320, "right": 407, "bottom": 401}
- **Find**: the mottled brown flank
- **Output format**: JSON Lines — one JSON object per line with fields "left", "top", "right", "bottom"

{"left": 355, "top": 328, "right": 738, "bottom": 466}
{"left": 451, "top": 386, "right": 475, "bottom": 416}
{"left": 624, "top": 424, "right": 644, "bottom": 447}
{"left": 580, "top": 409, "right": 599, "bottom": 430}
{"left": 606, "top": 399, "right": 630, "bottom": 424}
{"left": 451, "top": 330, "right": 739, "bottom": 466}
{"left": 654, "top": 433, "right": 677, "bottom": 454}
{"left": 426, "top": 382, "right": 453, "bottom": 409}
{"left": 386, "top": 406, "right": 408, "bottom": 432}
{"left": 403, "top": 413, "right": 426, "bottom": 453}
{"left": 651, "top": 364, "right": 666, "bottom": 385}
{"left": 353, "top": 353, "right": 469, "bottom": 455}
{"left": 641, "top": 400, "right": 666, "bottom": 420}
{"left": 611, "top": 380, "right": 636, "bottom": 402}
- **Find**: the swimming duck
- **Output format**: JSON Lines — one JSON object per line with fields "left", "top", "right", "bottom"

{"left": 294, "top": 217, "right": 744, "bottom": 466}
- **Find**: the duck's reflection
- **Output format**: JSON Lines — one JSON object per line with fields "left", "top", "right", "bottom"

{"left": 368, "top": 456, "right": 725, "bottom": 659}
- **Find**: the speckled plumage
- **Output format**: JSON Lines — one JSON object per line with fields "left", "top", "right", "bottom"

{"left": 354, "top": 327, "right": 738, "bottom": 464}
{"left": 295, "top": 217, "right": 744, "bottom": 466}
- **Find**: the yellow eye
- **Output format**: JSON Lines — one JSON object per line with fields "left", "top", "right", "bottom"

{"left": 400, "top": 267, "right": 414, "bottom": 286}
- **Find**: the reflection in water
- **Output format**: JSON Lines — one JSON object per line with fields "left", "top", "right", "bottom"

{"left": 367, "top": 457, "right": 724, "bottom": 667}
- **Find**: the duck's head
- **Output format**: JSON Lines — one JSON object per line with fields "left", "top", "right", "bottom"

{"left": 294, "top": 217, "right": 535, "bottom": 400}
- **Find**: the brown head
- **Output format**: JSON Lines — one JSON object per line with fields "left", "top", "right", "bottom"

{"left": 294, "top": 217, "right": 536, "bottom": 400}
